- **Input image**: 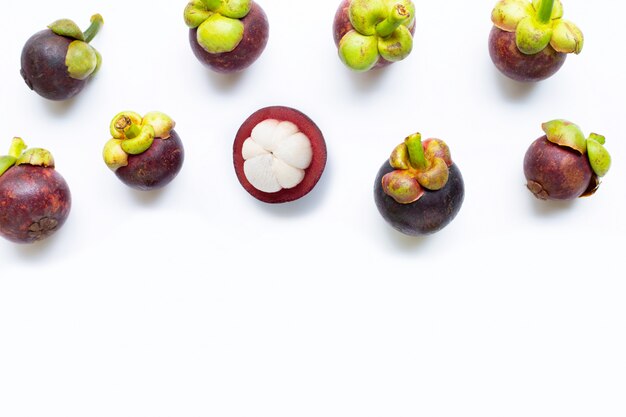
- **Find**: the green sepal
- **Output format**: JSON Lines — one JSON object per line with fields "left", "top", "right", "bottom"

{"left": 65, "top": 41, "right": 98, "bottom": 80}
{"left": 550, "top": 19, "right": 583, "bottom": 54}
{"left": 491, "top": 0, "right": 533, "bottom": 32}
{"left": 120, "top": 124, "right": 155, "bottom": 155}
{"left": 381, "top": 170, "right": 424, "bottom": 204}
{"left": 586, "top": 137, "right": 611, "bottom": 177}
{"left": 103, "top": 139, "right": 129, "bottom": 171}
{"left": 389, "top": 143, "right": 410, "bottom": 170}
{"left": 15, "top": 148, "right": 55, "bottom": 168}
{"left": 184, "top": 0, "right": 214, "bottom": 28}
{"left": 196, "top": 13, "right": 244, "bottom": 54}
{"left": 0, "top": 156, "right": 17, "bottom": 177}
{"left": 48, "top": 19, "right": 85, "bottom": 41}
{"left": 8, "top": 137, "right": 28, "bottom": 159}
{"left": 338, "top": 30, "right": 379, "bottom": 72}
{"left": 349, "top": 0, "right": 387, "bottom": 36}
{"left": 110, "top": 112, "right": 143, "bottom": 139}
{"left": 415, "top": 157, "right": 449, "bottom": 191}
{"left": 515, "top": 16, "right": 552, "bottom": 55}
{"left": 542, "top": 119, "right": 586, "bottom": 154}
{"left": 217, "top": 0, "right": 250, "bottom": 19}
{"left": 142, "top": 112, "right": 175, "bottom": 139}
{"left": 378, "top": 25, "right": 413, "bottom": 62}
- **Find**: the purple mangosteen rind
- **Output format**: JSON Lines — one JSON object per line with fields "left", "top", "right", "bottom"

{"left": 524, "top": 120, "right": 611, "bottom": 200}
{"left": 233, "top": 106, "right": 327, "bottom": 204}
{"left": 20, "top": 14, "right": 103, "bottom": 100}
{"left": 0, "top": 138, "right": 71, "bottom": 244}
{"left": 185, "top": 0, "right": 269, "bottom": 73}
{"left": 333, "top": 0, "right": 416, "bottom": 71}
{"left": 103, "top": 111, "right": 184, "bottom": 190}
{"left": 489, "top": 0, "right": 582, "bottom": 81}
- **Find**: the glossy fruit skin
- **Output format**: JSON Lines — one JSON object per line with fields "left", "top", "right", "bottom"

{"left": 115, "top": 131, "right": 184, "bottom": 191}
{"left": 523, "top": 136, "right": 595, "bottom": 200}
{"left": 374, "top": 161, "right": 464, "bottom": 236}
{"left": 0, "top": 165, "right": 71, "bottom": 244}
{"left": 189, "top": 1, "right": 269, "bottom": 73}
{"left": 332, "top": 0, "right": 416, "bottom": 70}
{"left": 233, "top": 106, "right": 327, "bottom": 203}
{"left": 488, "top": 26, "right": 566, "bottom": 82}
{"left": 20, "top": 29, "right": 87, "bottom": 101}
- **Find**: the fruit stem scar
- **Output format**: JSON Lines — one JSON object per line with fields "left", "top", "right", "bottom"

{"left": 405, "top": 133, "right": 427, "bottom": 170}
{"left": 536, "top": 0, "right": 554, "bottom": 24}
{"left": 83, "top": 14, "right": 104, "bottom": 43}
{"left": 376, "top": 3, "right": 410, "bottom": 38}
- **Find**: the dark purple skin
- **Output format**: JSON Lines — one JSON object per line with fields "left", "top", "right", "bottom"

{"left": 374, "top": 162, "right": 464, "bottom": 236}
{"left": 20, "top": 29, "right": 87, "bottom": 101}
{"left": 189, "top": 1, "right": 269, "bottom": 73}
{"left": 523, "top": 136, "right": 597, "bottom": 200}
{"left": 0, "top": 165, "right": 71, "bottom": 244}
{"left": 115, "top": 130, "right": 184, "bottom": 191}
{"left": 333, "top": 0, "right": 416, "bottom": 70}
{"left": 488, "top": 26, "right": 566, "bottom": 82}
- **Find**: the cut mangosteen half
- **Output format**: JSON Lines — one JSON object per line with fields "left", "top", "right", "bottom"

{"left": 233, "top": 106, "right": 327, "bottom": 203}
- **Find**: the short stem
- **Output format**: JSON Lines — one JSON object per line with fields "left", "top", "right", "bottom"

{"left": 125, "top": 124, "right": 142, "bottom": 140}
{"left": 376, "top": 3, "right": 410, "bottom": 38}
{"left": 536, "top": 0, "right": 554, "bottom": 24}
{"left": 8, "top": 137, "right": 27, "bottom": 158}
{"left": 202, "top": 0, "right": 222, "bottom": 11}
{"left": 405, "top": 133, "right": 427, "bottom": 170}
{"left": 83, "top": 14, "right": 104, "bottom": 43}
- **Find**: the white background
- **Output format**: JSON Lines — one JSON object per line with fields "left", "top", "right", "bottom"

{"left": 1, "top": 0, "right": 625, "bottom": 416}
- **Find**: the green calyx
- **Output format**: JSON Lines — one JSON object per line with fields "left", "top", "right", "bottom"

{"left": 49, "top": 14, "right": 104, "bottom": 80}
{"left": 0, "top": 138, "right": 54, "bottom": 177}
{"left": 184, "top": 0, "right": 249, "bottom": 53}
{"left": 491, "top": 0, "right": 583, "bottom": 55}
{"left": 542, "top": 120, "right": 611, "bottom": 177}
{"left": 104, "top": 111, "right": 175, "bottom": 171}
{"left": 339, "top": 0, "right": 415, "bottom": 71}
{"left": 382, "top": 133, "right": 452, "bottom": 204}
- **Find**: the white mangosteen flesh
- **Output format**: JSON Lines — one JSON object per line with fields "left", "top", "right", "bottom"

{"left": 242, "top": 119, "right": 313, "bottom": 193}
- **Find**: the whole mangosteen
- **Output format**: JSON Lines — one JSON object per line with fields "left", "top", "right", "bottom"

{"left": 103, "top": 111, "right": 184, "bottom": 191}
{"left": 233, "top": 106, "right": 327, "bottom": 203}
{"left": 0, "top": 138, "right": 71, "bottom": 244}
{"left": 21, "top": 14, "right": 103, "bottom": 100}
{"left": 524, "top": 120, "right": 610, "bottom": 200}
{"left": 184, "top": 0, "right": 269, "bottom": 73}
{"left": 488, "top": 0, "right": 583, "bottom": 82}
{"left": 333, "top": 0, "right": 416, "bottom": 71}
{"left": 374, "top": 133, "right": 464, "bottom": 236}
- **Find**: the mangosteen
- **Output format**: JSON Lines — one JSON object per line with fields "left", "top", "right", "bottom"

{"left": 21, "top": 14, "right": 103, "bottom": 100}
{"left": 0, "top": 138, "right": 71, "bottom": 244}
{"left": 524, "top": 120, "right": 610, "bottom": 200}
{"left": 374, "top": 133, "right": 464, "bottom": 236}
{"left": 103, "top": 111, "right": 184, "bottom": 191}
{"left": 333, "top": 0, "right": 416, "bottom": 71}
{"left": 233, "top": 106, "right": 327, "bottom": 203}
{"left": 184, "top": 0, "right": 269, "bottom": 73}
{"left": 488, "top": 0, "right": 583, "bottom": 82}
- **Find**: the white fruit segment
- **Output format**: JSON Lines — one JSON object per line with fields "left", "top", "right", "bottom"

{"left": 242, "top": 119, "right": 313, "bottom": 193}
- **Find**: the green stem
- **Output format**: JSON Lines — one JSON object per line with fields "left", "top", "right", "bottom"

{"left": 405, "top": 133, "right": 427, "bottom": 170}
{"left": 125, "top": 124, "right": 142, "bottom": 140}
{"left": 536, "top": 0, "right": 554, "bottom": 24}
{"left": 202, "top": 0, "right": 222, "bottom": 11}
{"left": 376, "top": 3, "right": 410, "bottom": 38}
{"left": 83, "top": 14, "right": 104, "bottom": 43}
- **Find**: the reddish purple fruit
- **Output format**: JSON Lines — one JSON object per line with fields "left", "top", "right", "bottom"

{"left": 185, "top": 0, "right": 269, "bottom": 73}
{"left": 20, "top": 14, "right": 103, "bottom": 100}
{"left": 488, "top": 0, "right": 583, "bottom": 82}
{"left": 233, "top": 106, "right": 327, "bottom": 204}
{"left": 0, "top": 138, "right": 71, "bottom": 244}
{"left": 333, "top": 0, "right": 416, "bottom": 71}
{"left": 524, "top": 120, "right": 611, "bottom": 200}
{"left": 374, "top": 133, "right": 464, "bottom": 236}
{"left": 103, "top": 111, "right": 184, "bottom": 191}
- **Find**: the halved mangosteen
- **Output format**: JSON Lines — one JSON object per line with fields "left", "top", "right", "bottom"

{"left": 374, "top": 133, "right": 464, "bottom": 236}
{"left": 233, "top": 106, "right": 327, "bottom": 203}
{"left": 103, "top": 111, "right": 184, "bottom": 191}
{"left": 0, "top": 138, "right": 71, "bottom": 244}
